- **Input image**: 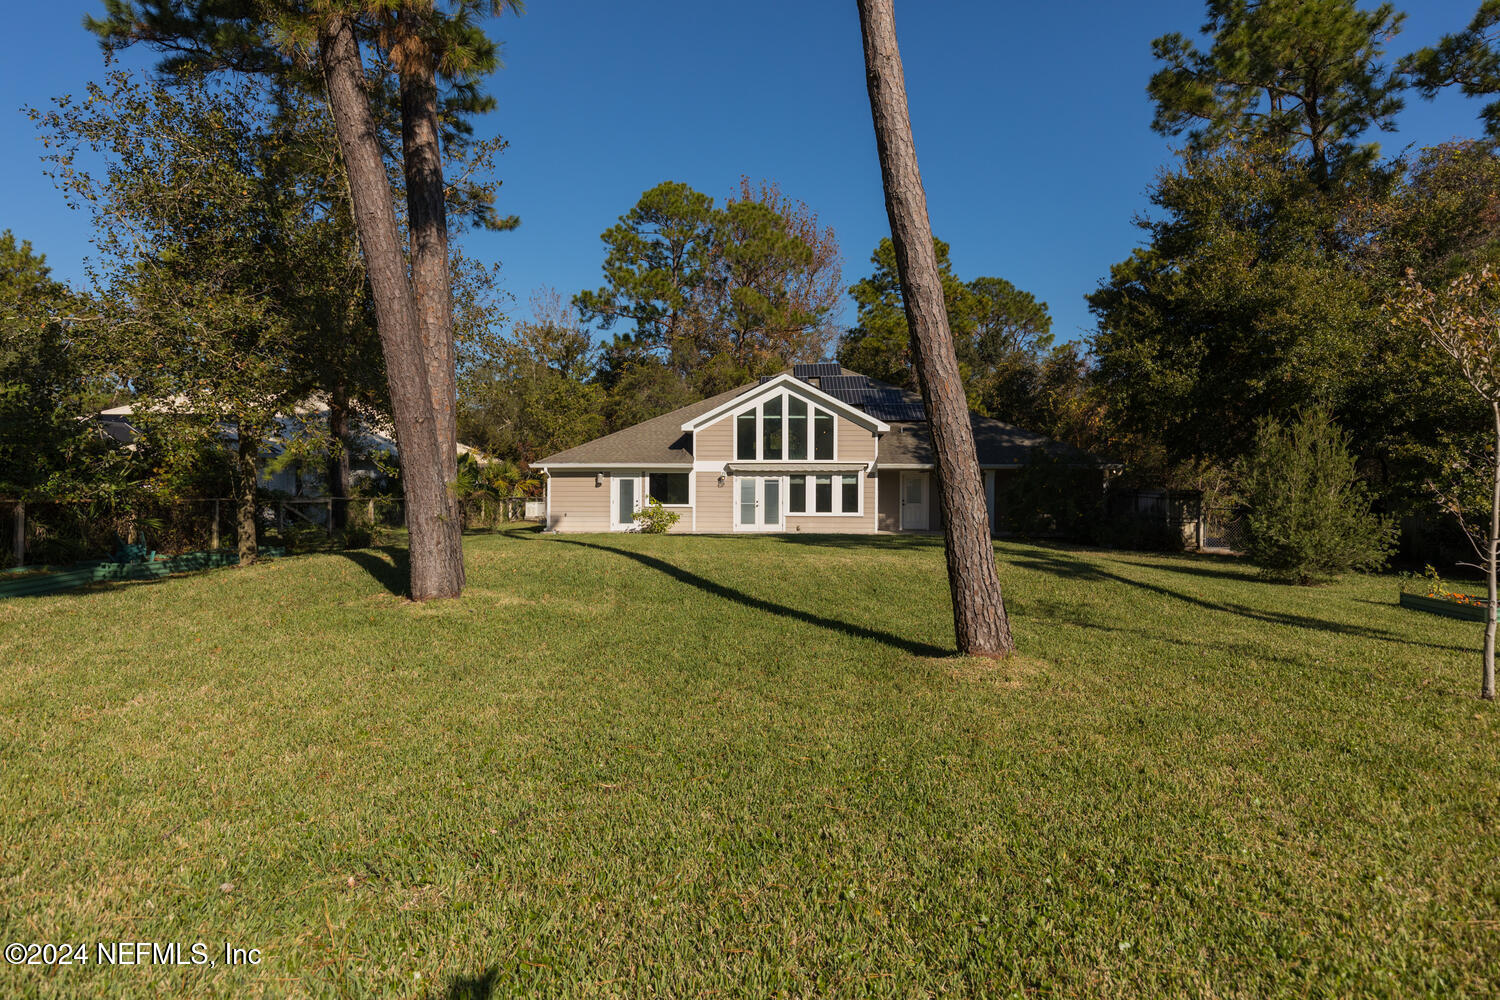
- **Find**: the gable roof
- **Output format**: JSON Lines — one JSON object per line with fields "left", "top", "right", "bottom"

{"left": 533, "top": 384, "right": 753, "bottom": 467}
{"left": 533, "top": 367, "right": 1102, "bottom": 469}
{"left": 681, "top": 371, "right": 890, "bottom": 434}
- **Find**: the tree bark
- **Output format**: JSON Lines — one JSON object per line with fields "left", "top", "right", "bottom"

{"left": 1486, "top": 403, "right": 1498, "bottom": 700}
{"left": 855, "top": 0, "right": 1013, "bottom": 656}
{"left": 398, "top": 15, "right": 464, "bottom": 587}
{"left": 328, "top": 381, "right": 351, "bottom": 533}
{"left": 317, "top": 13, "right": 462, "bottom": 600}
{"left": 235, "top": 422, "right": 260, "bottom": 566}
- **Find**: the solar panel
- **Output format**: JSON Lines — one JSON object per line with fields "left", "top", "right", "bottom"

{"left": 792, "top": 362, "right": 842, "bottom": 379}
{"left": 815, "top": 374, "right": 926, "bottom": 421}
{"left": 866, "top": 400, "right": 927, "bottom": 422}
{"left": 818, "top": 375, "right": 870, "bottom": 393}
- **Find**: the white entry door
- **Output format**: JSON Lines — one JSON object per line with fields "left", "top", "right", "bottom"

{"left": 900, "top": 471, "right": 929, "bottom": 531}
{"left": 733, "top": 476, "right": 784, "bottom": 531}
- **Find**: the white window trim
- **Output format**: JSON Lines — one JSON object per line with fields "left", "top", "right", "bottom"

{"left": 608, "top": 470, "right": 697, "bottom": 531}
{"left": 609, "top": 471, "right": 639, "bottom": 531}
{"left": 730, "top": 388, "right": 841, "bottom": 464}
{"left": 645, "top": 470, "right": 693, "bottom": 508}
{"left": 784, "top": 471, "right": 865, "bottom": 517}
{"left": 682, "top": 372, "right": 890, "bottom": 434}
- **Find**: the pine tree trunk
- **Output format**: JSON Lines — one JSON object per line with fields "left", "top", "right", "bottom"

{"left": 1485, "top": 403, "right": 1498, "bottom": 700}
{"left": 398, "top": 21, "right": 464, "bottom": 588}
{"left": 855, "top": 0, "right": 1013, "bottom": 657}
{"left": 235, "top": 423, "right": 259, "bottom": 566}
{"left": 328, "top": 383, "right": 351, "bottom": 533}
{"left": 317, "top": 13, "right": 462, "bottom": 600}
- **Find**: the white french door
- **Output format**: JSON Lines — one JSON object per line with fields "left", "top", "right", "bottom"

{"left": 733, "top": 476, "right": 784, "bottom": 531}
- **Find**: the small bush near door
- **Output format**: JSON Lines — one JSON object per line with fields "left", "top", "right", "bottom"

{"left": 632, "top": 498, "right": 680, "bottom": 534}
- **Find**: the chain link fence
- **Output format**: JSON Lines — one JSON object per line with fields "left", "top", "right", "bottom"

{"left": 1201, "top": 506, "right": 1248, "bottom": 553}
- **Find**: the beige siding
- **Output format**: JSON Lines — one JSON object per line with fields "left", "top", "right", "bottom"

{"left": 546, "top": 471, "right": 611, "bottom": 532}
{"left": 665, "top": 495, "right": 694, "bottom": 533}
{"left": 694, "top": 471, "right": 734, "bottom": 532}
{"left": 879, "top": 469, "right": 943, "bottom": 531}
{"left": 835, "top": 413, "right": 877, "bottom": 462}
{"left": 877, "top": 471, "right": 901, "bottom": 531}
{"left": 784, "top": 471, "right": 877, "bottom": 534}
{"left": 695, "top": 420, "right": 734, "bottom": 465}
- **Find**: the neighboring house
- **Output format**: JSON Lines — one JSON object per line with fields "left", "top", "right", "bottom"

{"left": 534, "top": 364, "right": 1102, "bottom": 534}
{"left": 94, "top": 399, "right": 484, "bottom": 496}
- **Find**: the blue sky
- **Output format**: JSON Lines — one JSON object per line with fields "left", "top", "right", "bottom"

{"left": 1, "top": 1, "right": 1489, "bottom": 347}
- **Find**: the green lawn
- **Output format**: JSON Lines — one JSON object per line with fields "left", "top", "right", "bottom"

{"left": 1, "top": 529, "right": 1496, "bottom": 998}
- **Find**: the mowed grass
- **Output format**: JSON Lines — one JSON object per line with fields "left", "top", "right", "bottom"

{"left": 0, "top": 529, "right": 1496, "bottom": 999}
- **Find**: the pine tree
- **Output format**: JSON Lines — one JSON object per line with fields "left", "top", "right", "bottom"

{"left": 87, "top": 0, "right": 521, "bottom": 599}
{"left": 1402, "top": 1, "right": 1500, "bottom": 136}
{"left": 1149, "top": 0, "right": 1406, "bottom": 188}
{"left": 854, "top": 0, "right": 1013, "bottom": 657}
{"left": 1237, "top": 409, "right": 1393, "bottom": 585}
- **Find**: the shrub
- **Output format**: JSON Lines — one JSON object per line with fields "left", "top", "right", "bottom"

{"left": 1237, "top": 409, "right": 1393, "bottom": 584}
{"left": 632, "top": 497, "right": 680, "bottom": 534}
{"left": 341, "top": 522, "right": 375, "bottom": 550}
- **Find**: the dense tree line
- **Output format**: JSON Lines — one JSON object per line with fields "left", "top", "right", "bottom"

{"left": 1087, "top": 0, "right": 1500, "bottom": 571}
{"left": 836, "top": 237, "right": 1100, "bottom": 451}
{"left": 461, "top": 179, "right": 849, "bottom": 458}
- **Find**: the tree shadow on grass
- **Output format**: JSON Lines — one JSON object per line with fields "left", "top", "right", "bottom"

{"left": 337, "top": 545, "right": 410, "bottom": 598}
{"left": 766, "top": 532, "right": 944, "bottom": 552}
{"left": 546, "top": 536, "right": 952, "bottom": 658}
{"left": 428, "top": 965, "right": 500, "bottom": 1000}
{"left": 1011, "top": 549, "right": 1472, "bottom": 653}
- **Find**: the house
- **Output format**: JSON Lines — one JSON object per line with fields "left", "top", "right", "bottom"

{"left": 94, "top": 398, "right": 484, "bottom": 496}
{"left": 534, "top": 365, "right": 1101, "bottom": 534}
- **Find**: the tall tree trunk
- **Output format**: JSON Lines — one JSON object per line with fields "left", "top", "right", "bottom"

{"left": 1486, "top": 403, "right": 1498, "bottom": 700}
{"left": 235, "top": 422, "right": 260, "bottom": 567}
{"left": 398, "top": 14, "right": 464, "bottom": 588}
{"left": 317, "top": 13, "right": 463, "bottom": 600}
{"left": 328, "top": 381, "right": 351, "bottom": 533}
{"left": 855, "top": 0, "right": 1013, "bottom": 657}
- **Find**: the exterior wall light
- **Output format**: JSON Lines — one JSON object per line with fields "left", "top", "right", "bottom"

{"left": 595, "top": 472, "right": 603, "bottom": 487}
{"left": 717, "top": 474, "right": 726, "bottom": 487}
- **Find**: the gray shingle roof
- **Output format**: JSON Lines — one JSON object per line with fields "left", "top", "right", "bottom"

{"left": 534, "top": 384, "right": 752, "bottom": 466}
{"left": 880, "top": 415, "right": 1098, "bottom": 467}
{"left": 534, "top": 370, "right": 1101, "bottom": 468}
